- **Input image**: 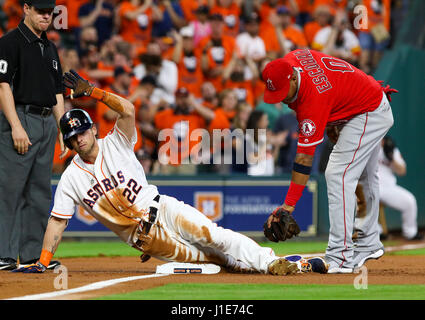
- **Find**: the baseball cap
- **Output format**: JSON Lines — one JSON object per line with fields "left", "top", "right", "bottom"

{"left": 262, "top": 58, "right": 294, "bottom": 104}
{"left": 277, "top": 5, "right": 291, "bottom": 15}
{"left": 25, "top": 0, "right": 56, "bottom": 9}
{"left": 180, "top": 25, "right": 194, "bottom": 38}
{"left": 242, "top": 12, "right": 260, "bottom": 24}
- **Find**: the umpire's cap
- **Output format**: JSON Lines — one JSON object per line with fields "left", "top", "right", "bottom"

{"left": 60, "top": 109, "right": 93, "bottom": 150}
{"left": 25, "top": 0, "right": 56, "bottom": 9}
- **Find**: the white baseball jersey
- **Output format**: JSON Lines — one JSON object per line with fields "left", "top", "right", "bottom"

{"left": 51, "top": 125, "right": 159, "bottom": 245}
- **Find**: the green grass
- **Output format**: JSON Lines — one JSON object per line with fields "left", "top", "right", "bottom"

{"left": 390, "top": 248, "right": 425, "bottom": 256}
{"left": 96, "top": 283, "right": 425, "bottom": 300}
{"left": 55, "top": 241, "right": 140, "bottom": 258}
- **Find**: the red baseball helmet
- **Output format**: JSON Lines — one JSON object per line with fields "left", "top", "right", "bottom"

{"left": 262, "top": 58, "right": 294, "bottom": 104}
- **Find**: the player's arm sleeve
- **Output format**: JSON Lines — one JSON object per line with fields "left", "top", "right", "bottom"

{"left": 0, "top": 38, "right": 17, "bottom": 84}
{"left": 51, "top": 176, "right": 77, "bottom": 220}
{"left": 296, "top": 109, "right": 330, "bottom": 156}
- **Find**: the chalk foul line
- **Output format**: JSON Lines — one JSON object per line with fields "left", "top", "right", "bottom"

{"left": 6, "top": 273, "right": 169, "bottom": 300}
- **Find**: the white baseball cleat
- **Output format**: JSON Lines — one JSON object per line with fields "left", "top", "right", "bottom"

{"left": 327, "top": 267, "right": 354, "bottom": 274}
{"left": 354, "top": 248, "right": 385, "bottom": 268}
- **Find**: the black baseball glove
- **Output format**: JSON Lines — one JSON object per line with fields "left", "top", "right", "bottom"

{"left": 263, "top": 208, "right": 301, "bottom": 242}
{"left": 383, "top": 136, "right": 395, "bottom": 161}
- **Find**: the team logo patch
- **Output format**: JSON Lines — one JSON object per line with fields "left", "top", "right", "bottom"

{"left": 300, "top": 119, "right": 316, "bottom": 137}
{"left": 53, "top": 60, "right": 58, "bottom": 70}
{"left": 194, "top": 192, "right": 223, "bottom": 222}
{"left": 68, "top": 118, "right": 81, "bottom": 128}
{"left": 266, "top": 78, "right": 276, "bottom": 91}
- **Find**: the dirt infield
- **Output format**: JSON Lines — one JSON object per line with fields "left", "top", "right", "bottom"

{"left": 1, "top": 254, "right": 425, "bottom": 300}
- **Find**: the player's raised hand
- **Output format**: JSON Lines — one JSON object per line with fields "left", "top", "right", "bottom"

{"left": 63, "top": 69, "right": 95, "bottom": 99}
{"left": 12, "top": 261, "right": 46, "bottom": 273}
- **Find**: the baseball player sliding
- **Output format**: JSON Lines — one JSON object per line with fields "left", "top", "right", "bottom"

{"left": 13, "top": 70, "right": 327, "bottom": 275}
{"left": 262, "top": 49, "right": 397, "bottom": 273}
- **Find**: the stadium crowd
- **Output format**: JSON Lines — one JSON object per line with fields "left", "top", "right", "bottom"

{"left": 0, "top": 0, "right": 404, "bottom": 176}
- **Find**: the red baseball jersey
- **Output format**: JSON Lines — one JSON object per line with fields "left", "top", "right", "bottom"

{"left": 284, "top": 49, "right": 384, "bottom": 155}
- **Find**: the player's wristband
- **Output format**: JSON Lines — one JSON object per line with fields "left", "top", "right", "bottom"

{"left": 39, "top": 249, "right": 53, "bottom": 268}
{"left": 90, "top": 87, "right": 108, "bottom": 101}
{"left": 90, "top": 87, "right": 125, "bottom": 113}
{"left": 293, "top": 162, "right": 312, "bottom": 175}
{"left": 284, "top": 182, "right": 305, "bottom": 207}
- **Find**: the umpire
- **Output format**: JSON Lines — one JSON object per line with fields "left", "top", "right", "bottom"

{"left": 0, "top": 0, "right": 67, "bottom": 270}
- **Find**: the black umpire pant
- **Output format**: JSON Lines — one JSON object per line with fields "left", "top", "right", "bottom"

{"left": 0, "top": 109, "right": 56, "bottom": 262}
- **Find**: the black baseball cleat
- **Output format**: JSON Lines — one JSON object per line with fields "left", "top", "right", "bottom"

{"left": 0, "top": 258, "right": 17, "bottom": 271}
{"left": 19, "top": 259, "right": 61, "bottom": 270}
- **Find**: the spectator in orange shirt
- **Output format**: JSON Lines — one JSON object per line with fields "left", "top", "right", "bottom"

{"left": 210, "top": 0, "right": 242, "bottom": 38}
{"left": 154, "top": 87, "right": 206, "bottom": 174}
{"left": 358, "top": 0, "right": 391, "bottom": 74}
{"left": 303, "top": 4, "right": 332, "bottom": 46}
{"left": 260, "top": 5, "right": 308, "bottom": 59}
{"left": 171, "top": 26, "right": 204, "bottom": 98}
{"left": 208, "top": 88, "right": 238, "bottom": 132}
{"left": 222, "top": 55, "right": 258, "bottom": 107}
{"left": 180, "top": 0, "right": 208, "bottom": 22}
{"left": 255, "top": 0, "right": 299, "bottom": 35}
{"left": 3, "top": 0, "right": 23, "bottom": 30}
{"left": 61, "top": 0, "right": 88, "bottom": 31}
{"left": 312, "top": 0, "right": 347, "bottom": 16}
{"left": 199, "top": 81, "right": 218, "bottom": 110}
{"left": 118, "top": 0, "right": 162, "bottom": 49}
{"left": 199, "top": 13, "right": 238, "bottom": 92}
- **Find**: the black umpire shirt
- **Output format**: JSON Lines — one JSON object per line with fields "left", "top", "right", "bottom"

{"left": 0, "top": 19, "right": 63, "bottom": 108}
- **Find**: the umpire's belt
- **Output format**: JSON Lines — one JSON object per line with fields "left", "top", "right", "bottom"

{"left": 16, "top": 104, "right": 53, "bottom": 117}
